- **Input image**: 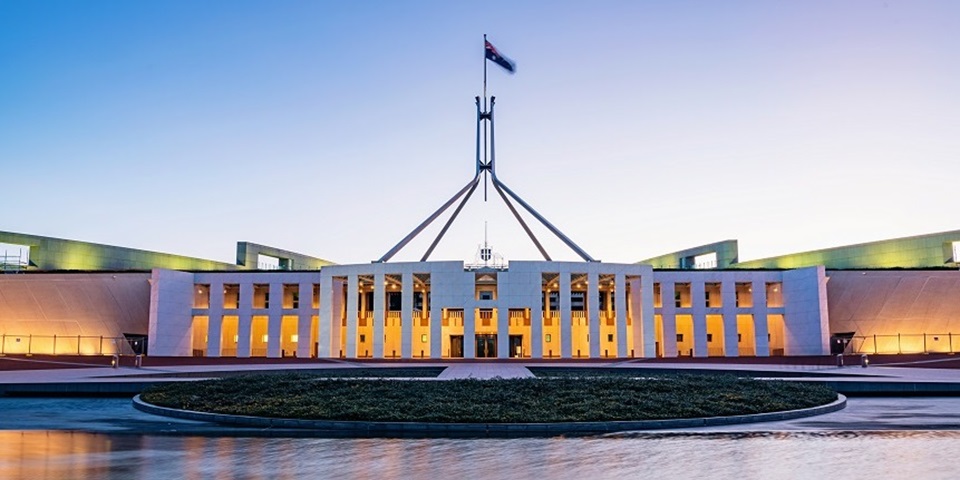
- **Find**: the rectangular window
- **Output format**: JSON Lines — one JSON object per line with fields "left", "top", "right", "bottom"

{"left": 541, "top": 291, "right": 559, "bottom": 311}
{"left": 224, "top": 284, "right": 240, "bottom": 309}
{"left": 707, "top": 333, "right": 713, "bottom": 343}
{"left": 257, "top": 254, "right": 280, "bottom": 270}
{"left": 421, "top": 334, "right": 428, "bottom": 343}
{"left": 735, "top": 283, "right": 753, "bottom": 308}
{"left": 359, "top": 334, "right": 366, "bottom": 343}
{"left": 479, "top": 291, "right": 493, "bottom": 301}
{"left": 387, "top": 292, "right": 402, "bottom": 311}
{"left": 675, "top": 291, "right": 682, "bottom": 308}
{"left": 571, "top": 291, "right": 586, "bottom": 311}
{"left": 694, "top": 252, "right": 718, "bottom": 269}
{"left": 414, "top": 292, "right": 425, "bottom": 311}
{"left": 607, "top": 334, "right": 614, "bottom": 342}
{"left": 193, "top": 284, "right": 210, "bottom": 308}
{"left": 292, "top": 293, "right": 299, "bottom": 309}
{"left": 545, "top": 333, "right": 552, "bottom": 343}
{"left": 253, "top": 284, "right": 270, "bottom": 309}
{"left": 0, "top": 242, "right": 30, "bottom": 269}
{"left": 676, "top": 334, "right": 684, "bottom": 342}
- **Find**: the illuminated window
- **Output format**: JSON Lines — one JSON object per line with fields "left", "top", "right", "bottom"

{"left": 545, "top": 334, "right": 552, "bottom": 343}
{"left": 0, "top": 242, "right": 30, "bottom": 270}
{"left": 257, "top": 254, "right": 280, "bottom": 270}
{"left": 421, "top": 334, "right": 428, "bottom": 343}
{"left": 694, "top": 252, "right": 718, "bottom": 269}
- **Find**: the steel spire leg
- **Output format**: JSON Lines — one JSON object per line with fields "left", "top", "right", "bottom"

{"left": 492, "top": 176, "right": 597, "bottom": 262}
{"left": 492, "top": 180, "right": 552, "bottom": 261}
{"left": 421, "top": 176, "right": 481, "bottom": 261}
{"left": 376, "top": 174, "right": 481, "bottom": 263}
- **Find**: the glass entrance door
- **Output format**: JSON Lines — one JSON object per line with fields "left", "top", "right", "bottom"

{"left": 450, "top": 335, "right": 464, "bottom": 358}
{"left": 509, "top": 335, "right": 523, "bottom": 358}
{"left": 475, "top": 334, "right": 497, "bottom": 358}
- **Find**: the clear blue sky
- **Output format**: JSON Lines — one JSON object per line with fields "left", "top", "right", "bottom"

{"left": 2, "top": 1, "right": 958, "bottom": 265}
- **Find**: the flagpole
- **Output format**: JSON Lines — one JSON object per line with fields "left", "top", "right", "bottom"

{"left": 482, "top": 33, "right": 488, "bottom": 201}
{"left": 483, "top": 34, "right": 487, "bottom": 104}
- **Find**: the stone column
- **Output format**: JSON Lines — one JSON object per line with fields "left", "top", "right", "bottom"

{"left": 615, "top": 273, "right": 627, "bottom": 358}
{"left": 588, "top": 271, "right": 601, "bottom": 358}
{"left": 237, "top": 282, "right": 253, "bottom": 358}
{"left": 330, "top": 278, "right": 344, "bottom": 358}
{"left": 560, "top": 272, "right": 572, "bottom": 359}
{"left": 401, "top": 272, "right": 414, "bottom": 359}
{"left": 753, "top": 278, "right": 770, "bottom": 356}
{"left": 206, "top": 280, "right": 223, "bottom": 357}
{"left": 692, "top": 280, "right": 708, "bottom": 357}
{"left": 721, "top": 279, "right": 738, "bottom": 357}
{"left": 660, "top": 281, "right": 677, "bottom": 357}
{"left": 267, "top": 282, "right": 282, "bottom": 358}
{"left": 318, "top": 276, "right": 333, "bottom": 358}
{"left": 531, "top": 287, "right": 544, "bottom": 359}
{"left": 373, "top": 272, "right": 386, "bottom": 359}
{"left": 464, "top": 307, "right": 476, "bottom": 358}
{"left": 430, "top": 292, "right": 442, "bottom": 359}
{"left": 345, "top": 274, "right": 359, "bottom": 358}
{"left": 297, "top": 281, "right": 313, "bottom": 358}
{"left": 640, "top": 275, "right": 656, "bottom": 358}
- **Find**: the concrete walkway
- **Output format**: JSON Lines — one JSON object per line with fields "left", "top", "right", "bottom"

{"left": 437, "top": 364, "right": 534, "bottom": 380}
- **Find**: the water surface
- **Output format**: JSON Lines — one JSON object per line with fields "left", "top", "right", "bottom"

{"left": 2, "top": 430, "right": 960, "bottom": 479}
{"left": 3, "top": 397, "right": 960, "bottom": 479}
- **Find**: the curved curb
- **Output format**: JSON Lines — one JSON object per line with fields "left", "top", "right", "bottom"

{"left": 132, "top": 394, "right": 846, "bottom": 437}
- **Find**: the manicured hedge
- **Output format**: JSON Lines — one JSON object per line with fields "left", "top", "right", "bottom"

{"left": 141, "top": 373, "right": 837, "bottom": 423}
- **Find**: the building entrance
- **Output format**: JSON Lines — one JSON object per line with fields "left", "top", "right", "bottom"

{"left": 509, "top": 335, "right": 523, "bottom": 358}
{"left": 450, "top": 335, "right": 464, "bottom": 358}
{"left": 476, "top": 334, "right": 497, "bottom": 358}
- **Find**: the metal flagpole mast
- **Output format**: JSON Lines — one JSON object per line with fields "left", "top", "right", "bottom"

{"left": 483, "top": 34, "right": 488, "bottom": 201}
{"left": 376, "top": 35, "right": 598, "bottom": 263}
{"left": 483, "top": 34, "right": 487, "bottom": 103}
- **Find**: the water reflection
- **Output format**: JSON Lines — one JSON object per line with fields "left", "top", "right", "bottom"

{"left": 3, "top": 431, "right": 960, "bottom": 479}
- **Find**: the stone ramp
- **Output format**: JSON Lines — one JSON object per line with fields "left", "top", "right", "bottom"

{"left": 437, "top": 364, "right": 534, "bottom": 380}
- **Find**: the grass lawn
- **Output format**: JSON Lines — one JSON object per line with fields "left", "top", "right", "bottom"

{"left": 141, "top": 372, "right": 837, "bottom": 423}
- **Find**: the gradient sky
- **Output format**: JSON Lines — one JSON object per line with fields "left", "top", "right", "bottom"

{"left": 2, "top": 1, "right": 958, "bottom": 266}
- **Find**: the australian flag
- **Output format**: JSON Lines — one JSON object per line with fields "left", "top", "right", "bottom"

{"left": 485, "top": 40, "right": 516, "bottom": 73}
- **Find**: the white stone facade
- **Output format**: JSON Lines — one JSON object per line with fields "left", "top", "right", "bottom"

{"left": 148, "top": 262, "right": 830, "bottom": 358}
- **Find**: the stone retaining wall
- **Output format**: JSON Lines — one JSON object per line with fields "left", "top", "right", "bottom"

{"left": 133, "top": 394, "right": 847, "bottom": 437}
